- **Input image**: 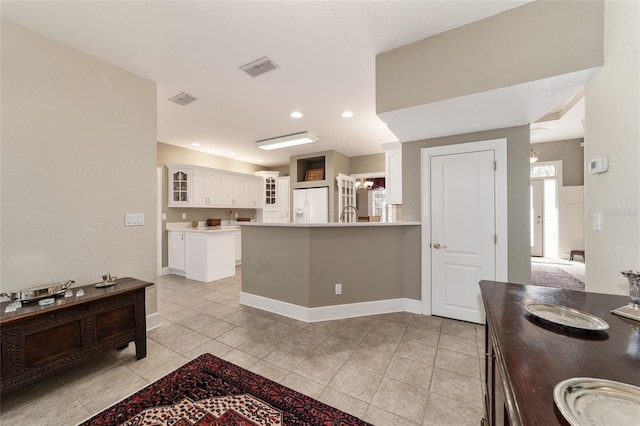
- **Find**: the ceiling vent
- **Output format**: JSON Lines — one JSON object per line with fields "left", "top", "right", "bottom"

{"left": 169, "top": 92, "right": 197, "bottom": 106}
{"left": 239, "top": 56, "right": 279, "bottom": 77}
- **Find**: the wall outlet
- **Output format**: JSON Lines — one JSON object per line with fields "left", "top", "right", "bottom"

{"left": 182, "top": 213, "right": 187, "bottom": 219}
{"left": 335, "top": 283, "right": 342, "bottom": 295}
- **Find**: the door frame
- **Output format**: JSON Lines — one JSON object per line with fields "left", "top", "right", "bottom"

{"left": 420, "top": 138, "right": 509, "bottom": 316}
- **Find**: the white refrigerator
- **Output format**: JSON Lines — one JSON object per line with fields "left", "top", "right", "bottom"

{"left": 293, "top": 187, "right": 328, "bottom": 223}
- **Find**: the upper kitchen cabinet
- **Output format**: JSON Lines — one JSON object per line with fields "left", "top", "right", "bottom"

{"left": 255, "top": 171, "right": 280, "bottom": 207}
{"left": 167, "top": 164, "right": 263, "bottom": 209}
{"left": 192, "top": 169, "right": 221, "bottom": 207}
{"left": 383, "top": 142, "right": 402, "bottom": 204}
{"left": 168, "top": 166, "right": 192, "bottom": 207}
{"left": 242, "top": 176, "right": 263, "bottom": 208}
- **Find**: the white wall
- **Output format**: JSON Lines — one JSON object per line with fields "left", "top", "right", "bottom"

{"left": 1, "top": 20, "right": 158, "bottom": 311}
{"left": 584, "top": 1, "right": 640, "bottom": 294}
{"left": 559, "top": 186, "right": 585, "bottom": 260}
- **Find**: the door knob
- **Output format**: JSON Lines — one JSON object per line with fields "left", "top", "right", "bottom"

{"left": 433, "top": 243, "right": 446, "bottom": 249}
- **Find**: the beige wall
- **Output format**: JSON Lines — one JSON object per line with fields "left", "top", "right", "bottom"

{"left": 533, "top": 138, "right": 585, "bottom": 186}
{"left": 402, "top": 126, "right": 531, "bottom": 284}
{"left": 584, "top": 1, "right": 640, "bottom": 294}
{"left": 376, "top": 0, "right": 604, "bottom": 113}
{"left": 350, "top": 153, "right": 385, "bottom": 175}
{"left": 242, "top": 225, "right": 421, "bottom": 307}
{"left": 1, "top": 21, "right": 158, "bottom": 313}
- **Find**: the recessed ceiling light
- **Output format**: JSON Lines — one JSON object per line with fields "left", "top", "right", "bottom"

{"left": 191, "top": 142, "right": 201, "bottom": 147}
{"left": 342, "top": 111, "right": 354, "bottom": 118}
{"left": 290, "top": 111, "right": 303, "bottom": 118}
{"left": 378, "top": 122, "right": 388, "bottom": 129}
{"left": 229, "top": 152, "right": 237, "bottom": 156}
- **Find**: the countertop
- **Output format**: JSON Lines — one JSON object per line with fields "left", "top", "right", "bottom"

{"left": 238, "top": 221, "right": 421, "bottom": 227}
{"left": 166, "top": 222, "right": 240, "bottom": 233}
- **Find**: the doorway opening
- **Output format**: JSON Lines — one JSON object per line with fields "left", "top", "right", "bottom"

{"left": 529, "top": 160, "right": 585, "bottom": 286}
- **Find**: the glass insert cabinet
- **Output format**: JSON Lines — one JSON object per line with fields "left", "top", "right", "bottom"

{"left": 169, "top": 168, "right": 191, "bottom": 206}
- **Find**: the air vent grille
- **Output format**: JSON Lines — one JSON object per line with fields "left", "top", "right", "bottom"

{"left": 239, "top": 56, "right": 279, "bottom": 77}
{"left": 169, "top": 92, "right": 197, "bottom": 106}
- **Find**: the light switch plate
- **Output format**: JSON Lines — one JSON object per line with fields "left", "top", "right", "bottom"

{"left": 125, "top": 213, "right": 145, "bottom": 226}
{"left": 594, "top": 211, "right": 602, "bottom": 231}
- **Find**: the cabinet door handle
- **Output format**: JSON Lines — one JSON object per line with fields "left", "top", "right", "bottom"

{"left": 181, "top": 234, "right": 184, "bottom": 241}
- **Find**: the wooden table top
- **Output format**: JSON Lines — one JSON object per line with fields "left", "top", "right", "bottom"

{"left": 480, "top": 280, "right": 640, "bottom": 425}
{"left": 1, "top": 277, "right": 153, "bottom": 325}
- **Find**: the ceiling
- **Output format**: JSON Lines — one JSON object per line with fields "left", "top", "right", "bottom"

{"left": 1, "top": 0, "right": 586, "bottom": 168}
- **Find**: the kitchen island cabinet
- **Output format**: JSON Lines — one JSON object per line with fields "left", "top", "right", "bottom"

{"left": 167, "top": 226, "right": 237, "bottom": 282}
{"left": 480, "top": 281, "right": 639, "bottom": 426}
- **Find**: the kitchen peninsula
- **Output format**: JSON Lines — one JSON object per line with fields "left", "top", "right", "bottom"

{"left": 239, "top": 222, "right": 421, "bottom": 322}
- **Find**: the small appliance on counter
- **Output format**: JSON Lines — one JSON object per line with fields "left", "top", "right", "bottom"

{"left": 237, "top": 217, "right": 251, "bottom": 222}
{"left": 207, "top": 218, "right": 221, "bottom": 226}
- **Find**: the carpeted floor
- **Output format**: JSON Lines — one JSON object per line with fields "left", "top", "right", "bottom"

{"left": 530, "top": 264, "right": 585, "bottom": 291}
{"left": 79, "top": 353, "right": 371, "bottom": 426}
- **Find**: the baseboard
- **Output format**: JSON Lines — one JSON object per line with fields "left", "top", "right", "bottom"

{"left": 146, "top": 312, "right": 161, "bottom": 331}
{"left": 160, "top": 267, "right": 170, "bottom": 276}
{"left": 239, "top": 292, "right": 423, "bottom": 323}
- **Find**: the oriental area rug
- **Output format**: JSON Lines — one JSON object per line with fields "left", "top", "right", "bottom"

{"left": 79, "top": 353, "right": 371, "bottom": 426}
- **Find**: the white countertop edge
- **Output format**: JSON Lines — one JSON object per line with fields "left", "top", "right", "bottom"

{"left": 238, "top": 221, "right": 421, "bottom": 227}
{"left": 166, "top": 222, "right": 241, "bottom": 233}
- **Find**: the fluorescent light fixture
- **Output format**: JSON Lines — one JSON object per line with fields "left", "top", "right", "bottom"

{"left": 290, "top": 111, "right": 303, "bottom": 118}
{"left": 256, "top": 131, "right": 318, "bottom": 150}
{"left": 341, "top": 111, "right": 354, "bottom": 118}
{"left": 191, "top": 142, "right": 201, "bottom": 146}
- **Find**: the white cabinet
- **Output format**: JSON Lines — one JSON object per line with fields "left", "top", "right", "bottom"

{"left": 184, "top": 231, "right": 236, "bottom": 282}
{"left": 256, "top": 172, "right": 289, "bottom": 223}
{"left": 168, "top": 167, "right": 191, "bottom": 207}
{"left": 242, "top": 176, "right": 262, "bottom": 208}
{"left": 220, "top": 174, "right": 235, "bottom": 207}
{"left": 383, "top": 142, "right": 402, "bottom": 204}
{"left": 192, "top": 169, "right": 221, "bottom": 207}
{"left": 167, "top": 164, "right": 263, "bottom": 209}
{"left": 168, "top": 231, "right": 186, "bottom": 274}
{"left": 277, "top": 176, "right": 290, "bottom": 222}
{"left": 234, "top": 230, "right": 241, "bottom": 265}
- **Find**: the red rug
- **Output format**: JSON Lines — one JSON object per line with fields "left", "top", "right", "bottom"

{"left": 79, "top": 353, "right": 371, "bottom": 425}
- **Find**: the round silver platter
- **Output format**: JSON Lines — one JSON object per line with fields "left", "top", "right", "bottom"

{"left": 525, "top": 303, "right": 609, "bottom": 331}
{"left": 554, "top": 377, "right": 640, "bottom": 426}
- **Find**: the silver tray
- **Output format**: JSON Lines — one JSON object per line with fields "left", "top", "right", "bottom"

{"left": 554, "top": 378, "right": 640, "bottom": 426}
{"left": 525, "top": 303, "right": 609, "bottom": 331}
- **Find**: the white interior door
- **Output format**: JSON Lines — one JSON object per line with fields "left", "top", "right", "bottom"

{"left": 530, "top": 180, "right": 544, "bottom": 256}
{"left": 431, "top": 150, "right": 496, "bottom": 324}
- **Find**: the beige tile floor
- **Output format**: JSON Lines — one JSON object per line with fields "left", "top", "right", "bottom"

{"left": 0, "top": 268, "right": 486, "bottom": 426}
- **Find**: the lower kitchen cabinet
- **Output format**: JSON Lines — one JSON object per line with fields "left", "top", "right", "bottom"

{"left": 185, "top": 231, "right": 235, "bottom": 282}
{"left": 234, "top": 230, "right": 241, "bottom": 265}
{"left": 168, "top": 231, "right": 186, "bottom": 273}
{"left": 168, "top": 229, "right": 236, "bottom": 282}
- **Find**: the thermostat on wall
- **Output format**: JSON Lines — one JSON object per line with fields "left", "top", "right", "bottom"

{"left": 588, "top": 157, "right": 608, "bottom": 174}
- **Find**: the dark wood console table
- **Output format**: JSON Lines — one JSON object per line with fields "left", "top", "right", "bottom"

{"left": 480, "top": 280, "right": 640, "bottom": 425}
{"left": 0, "top": 277, "right": 153, "bottom": 394}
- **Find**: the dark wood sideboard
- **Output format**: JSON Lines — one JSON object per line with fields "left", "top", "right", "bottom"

{"left": 480, "top": 281, "right": 640, "bottom": 425}
{"left": 0, "top": 277, "right": 153, "bottom": 394}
